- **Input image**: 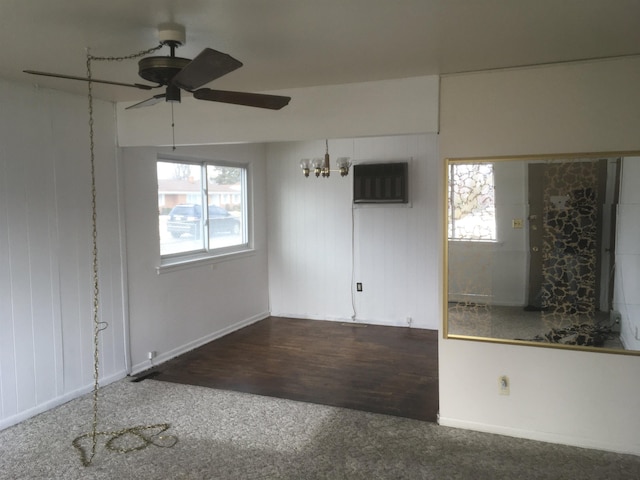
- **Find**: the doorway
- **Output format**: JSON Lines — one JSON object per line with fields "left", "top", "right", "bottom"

{"left": 526, "top": 160, "right": 612, "bottom": 314}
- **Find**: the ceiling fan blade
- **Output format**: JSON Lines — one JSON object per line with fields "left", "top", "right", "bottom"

{"left": 23, "top": 70, "right": 157, "bottom": 90}
{"left": 171, "top": 48, "right": 243, "bottom": 91}
{"left": 125, "top": 94, "right": 167, "bottom": 110}
{"left": 193, "top": 88, "right": 291, "bottom": 110}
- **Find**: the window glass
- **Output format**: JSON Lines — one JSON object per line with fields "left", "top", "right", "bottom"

{"left": 157, "top": 159, "right": 248, "bottom": 259}
{"left": 206, "top": 164, "right": 246, "bottom": 249}
{"left": 448, "top": 162, "right": 496, "bottom": 241}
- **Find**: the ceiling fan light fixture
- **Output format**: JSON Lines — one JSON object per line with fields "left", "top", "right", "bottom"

{"left": 165, "top": 83, "right": 181, "bottom": 103}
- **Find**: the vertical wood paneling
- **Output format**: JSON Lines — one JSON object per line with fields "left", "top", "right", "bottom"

{"left": 0, "top": 99, "right": 18, "bottom": 419}
{"left": 28, "top": 91, "right": 58, "bottom": 405}
{"left": 267, "top": 134, "right": 440, "bottom": 329}
{"left": 0, "top": 80, "right": 127, "bottom": 430}
{"left": 615, "top": 157, "right": 640, "bottom": 350}
{"left": 51, "top": 95, "right": 94, "bottom": 391}
{"left": 7, "top": 93, "right": 38, "bottom": 412}
{"left": 352, "top": 134, "right": 440, "bottom": 327}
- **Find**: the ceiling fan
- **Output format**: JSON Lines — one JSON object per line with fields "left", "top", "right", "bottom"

{"left": 24, "top": 24, "right": 291, "bottom": 111}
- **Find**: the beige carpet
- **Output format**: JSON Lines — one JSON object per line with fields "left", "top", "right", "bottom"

{"left": 1, "top": 378, "right": 639, "bottom": 479}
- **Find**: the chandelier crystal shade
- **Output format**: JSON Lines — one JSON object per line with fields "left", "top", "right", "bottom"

{"left": 300, "top": 140, "right": 351, "bottom": 178}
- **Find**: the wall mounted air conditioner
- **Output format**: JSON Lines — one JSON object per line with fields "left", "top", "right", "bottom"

{"left": 353, "top": 162, "right": 409, "bottom": 204}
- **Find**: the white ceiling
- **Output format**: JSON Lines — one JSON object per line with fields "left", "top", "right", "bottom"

{"left": 3, "top": 0, "right": 640, "bottom": 103}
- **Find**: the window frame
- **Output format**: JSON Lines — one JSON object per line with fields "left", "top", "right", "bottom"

{"left": 156, "top": 154, "right": 253, "bottom": 272}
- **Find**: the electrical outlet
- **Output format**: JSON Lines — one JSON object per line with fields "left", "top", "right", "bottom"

{"left": 356, "top": 283, "right": 363, "bottom": 292}
{"left": 406, "top": 317, "right": 412, "bottom": 326}
{"left": 147, "top": 351, "right": 156, "bottom": 360}
{"left": 499, "top": 375, "right": 510, "bottom": 395}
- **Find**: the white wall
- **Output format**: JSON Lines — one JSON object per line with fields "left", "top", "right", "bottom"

{"left": 0, "top": 80, "right": 126, "bottom": 429}
{"left": 615, "top": 157, "right": 640, "bottom": 350}
{"left": 116, "top": 76, "right": 439, "bottom": 146}
{"left": 439, "top": 57, "right": 640, "bottom": 455}
{"left": 120, "top": 144, "right": 271, "bottom": 373}
{"left": 267, "top": 134, "right": 440, "bottom": 329}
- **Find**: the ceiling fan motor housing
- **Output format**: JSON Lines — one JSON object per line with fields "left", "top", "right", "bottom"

{"left": 138, "top": 24, "right": 190, "bottom": 86}
{"left": 138, "top": 56, "right": 190, "bottom": 85}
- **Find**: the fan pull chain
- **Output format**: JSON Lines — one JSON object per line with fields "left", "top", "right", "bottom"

{"left": 74, "top": 46, "right": 177, "bottom": 467}
{"left": 88, "top": 44, "right": 164, "bottom": 62}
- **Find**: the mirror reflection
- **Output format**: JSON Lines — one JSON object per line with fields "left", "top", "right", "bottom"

{"left": 445, "top": 153, "right": 640, "bottom": 354}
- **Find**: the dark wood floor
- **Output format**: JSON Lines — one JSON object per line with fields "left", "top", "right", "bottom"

{"left": 135, "top": 316, "right": 439, "bottom": 422}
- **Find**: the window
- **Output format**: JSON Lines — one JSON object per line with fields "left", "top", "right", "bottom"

{"left": 448, "top": 162, "right": 496, "bottom": 241}
{"left": 157, "top": 158, "right": 249, "bottom": 262}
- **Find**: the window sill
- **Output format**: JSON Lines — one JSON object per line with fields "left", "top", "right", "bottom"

{"left": 157, "top": 248, "right": 255, "bottom": 274}
{"left": 448, "top": 239, "right": 504, "bottom": 246}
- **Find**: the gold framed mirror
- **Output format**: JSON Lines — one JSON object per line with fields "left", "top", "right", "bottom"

{"left": 444, "top": 151, "right": 640, "bottom": 355}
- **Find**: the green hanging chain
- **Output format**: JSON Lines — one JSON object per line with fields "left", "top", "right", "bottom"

{"left": 73, "top": 45, "right": 177, "bottom": 467}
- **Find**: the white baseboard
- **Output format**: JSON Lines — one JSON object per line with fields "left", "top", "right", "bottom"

{"left": 438, "top": 416, "right": 640, "bottom": 457}
{"left": 2, "top": 312, "right": 271, "bottom": 431}
{"left": 130, "top": 311, "right": 270, "bottom": 375}
{"left": 271, "top": 312, "right": 432, "bottom": 329}
{"left": 0, "top": 370, "right": 127, "bottom": 431}
{"left": 273, "top": 313, "right": 355, "bottom": 323}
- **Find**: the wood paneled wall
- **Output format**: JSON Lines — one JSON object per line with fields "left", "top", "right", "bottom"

{"left": 0, "top": 80, "right": 126, "bottom": 429}
{"left": 266, "top": 134, "right": 441, "bottom": 329}
{"left": 615, "top": 157, "right": 640, "bottom": 350}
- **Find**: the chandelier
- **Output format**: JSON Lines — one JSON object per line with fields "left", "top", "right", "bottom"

{"left": 300, "top": 140, "right": 351, "bottom": 178}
